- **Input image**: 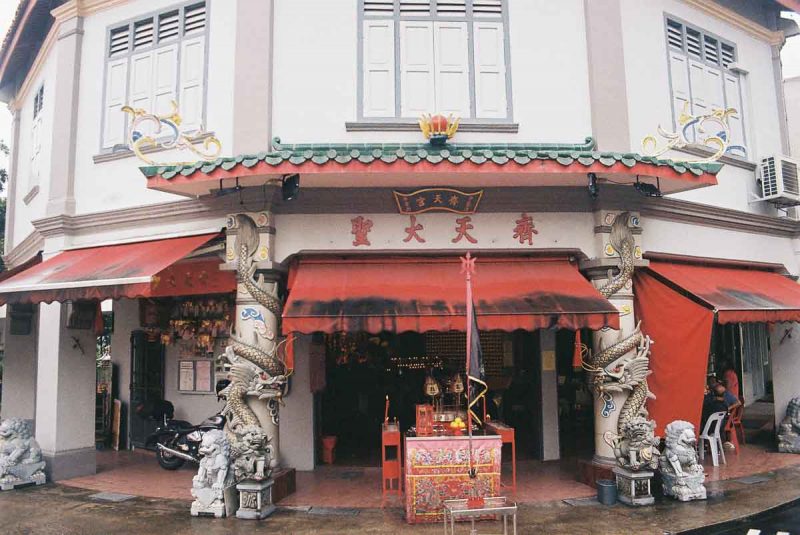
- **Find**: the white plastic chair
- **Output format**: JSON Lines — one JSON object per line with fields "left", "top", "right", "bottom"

{"left": 698, "top": 411, "right": 727, "bottom": 467}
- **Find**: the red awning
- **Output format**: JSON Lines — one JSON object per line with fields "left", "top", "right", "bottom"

{"left": 283, "top": 256, "right": 619, "bottom": 334}
{"left": 0, "top": 233, "right": 234, "bottom": 304}
{"left": 647, "top": 259, "right": 800, "bottom": 323}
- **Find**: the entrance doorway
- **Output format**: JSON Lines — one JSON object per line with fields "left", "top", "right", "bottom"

{"left": 710, "top": 323, "right": 772, "bottom": 406}
{"left": 317, "top": 330, "right": 546, "bottom": 466}
{"left": 129, "top": 330, "right": 165, "bottom": 447}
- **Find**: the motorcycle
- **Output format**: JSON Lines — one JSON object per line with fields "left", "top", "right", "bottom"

{"left": 143, "top": 380, "right": 229, "bottom": 470}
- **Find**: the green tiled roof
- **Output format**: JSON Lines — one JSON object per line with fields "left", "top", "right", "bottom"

{"left": 141, "top": 136, "right": 723, "bottom": 180}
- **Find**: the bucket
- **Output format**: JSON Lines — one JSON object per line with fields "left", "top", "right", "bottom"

{"left": 321, "top": 435, "right": 337, "bottom": 464}
{"left": 596, "top": 479, "right": 617, "bottom": 506}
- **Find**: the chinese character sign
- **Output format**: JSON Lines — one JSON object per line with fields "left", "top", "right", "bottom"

{"left": 394, "top": 188, "right": 483, "bottom": 215}
{"left": 513, "top": 213, "right": 538, "bottom": 245}
{"left": 403, "top": 215, "right": 426, "bottom": 243}
{"left": 452, "top": 216, "right": 478, "bottom": 244}
{"left": 351, "top": 216, "right": 373, "bottom": 246}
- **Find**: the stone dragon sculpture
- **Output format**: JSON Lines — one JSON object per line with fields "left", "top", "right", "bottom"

{"left": 217, "top": 214, "right": 287, "bottom": 481}
{"left": 778, "top": 396, "right": 800, "bottom": 453}
{"left": 588, "top": 213, "right": 655, "bottom": 436}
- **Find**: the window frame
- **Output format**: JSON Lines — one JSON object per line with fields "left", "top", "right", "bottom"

{"left": 98, "top": 1, "right": 210, "bottom": 152}
{"left": 356, "top": 0, "right": 514, "bottom": 124}
{"left": 663, "top": 14, "right": 747, "bottom": 153}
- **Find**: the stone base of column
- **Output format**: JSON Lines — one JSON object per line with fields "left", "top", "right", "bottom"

{"left": 236, "top": 478, "right": 276, "bottom": 520}
{"left": 613, "top": 467, "right": 654, "bottom": 506}
{"left": 42, "top": 448, "right": 96, "bottom": 481}
{"left": 577, "top": 458, "right": 614, "bottom": 488}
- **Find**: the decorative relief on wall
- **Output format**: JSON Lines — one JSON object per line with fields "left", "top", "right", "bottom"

{"left": 418, "top": 113, "right": 460, "bottom": 145}
{"left": 642, "top": 103, "right": 744, "bottom": 164}
{"left": 122, "top": 100, "right": 221, "bottom": 165}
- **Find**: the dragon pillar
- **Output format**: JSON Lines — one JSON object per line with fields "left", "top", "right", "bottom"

{"left": 582, "top": 211, "right": 654, "bottom": 466}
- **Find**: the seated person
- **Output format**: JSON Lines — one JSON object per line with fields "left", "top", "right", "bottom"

{"left": 702, "top": 382, "right": 742, "bottom": 450}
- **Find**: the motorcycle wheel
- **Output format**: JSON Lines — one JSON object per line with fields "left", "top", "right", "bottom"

{"left": 156, "top": 439, "right": 186, "bottom": 470}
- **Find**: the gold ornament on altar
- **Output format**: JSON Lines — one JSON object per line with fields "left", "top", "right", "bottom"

{"left": 122, "top": 100, "right": 222, "bottom": 165}
{"left": 419, "top": 113, "right": 460, "bottom": 146}
{"left": 641, "top": 103, "right": 744, "bottom": 164}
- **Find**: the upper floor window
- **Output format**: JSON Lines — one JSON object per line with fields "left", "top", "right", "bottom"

{"left": 101, "top": 2, "right": 207, "bottom": 149}
{"left": 30, "top": 84, "right": 44, "bottom": 190}
{"left": 360, "top": 0, "right": 511, "bottom": 120}
{"left": 665, "top": 17, "right": 746, "bottom": 156}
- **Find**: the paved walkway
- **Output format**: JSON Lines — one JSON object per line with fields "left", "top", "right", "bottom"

{"left": 60, "top": 442, "right": 800, "bottom": 508}
{"left": 3, "top": 463, "right": 800, "bottom": 534}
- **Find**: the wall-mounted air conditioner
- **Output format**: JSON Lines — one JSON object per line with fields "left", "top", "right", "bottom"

{"left": 758, "top": 155, "right": 800, "bottom": 207}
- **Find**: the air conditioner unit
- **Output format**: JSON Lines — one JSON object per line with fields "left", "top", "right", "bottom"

{"left": 758, "top": 155, "right": 800, "bottom": 207}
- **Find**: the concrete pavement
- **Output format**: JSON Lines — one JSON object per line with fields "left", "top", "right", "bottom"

{"left": 2, "top": 463, "right": 800, "bottom": 534}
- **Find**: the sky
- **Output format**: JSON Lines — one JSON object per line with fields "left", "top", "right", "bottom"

{"left": 0, "top": 4, "right": 798, "bottom": 175}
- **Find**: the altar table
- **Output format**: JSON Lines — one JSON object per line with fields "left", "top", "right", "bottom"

{"left": 404, "top": 434, "right": 502, "bottom": 523}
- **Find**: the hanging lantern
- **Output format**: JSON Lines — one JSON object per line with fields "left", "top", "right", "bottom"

{"left": 424, "top": 374, "right": 441, "bottom": 398}
{"left": 450, "top": 373, "right": 465, "bottom": 395}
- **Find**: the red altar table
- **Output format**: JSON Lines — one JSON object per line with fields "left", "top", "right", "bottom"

{"left": 404, "top": 434, "right": 502, "bottom": 523}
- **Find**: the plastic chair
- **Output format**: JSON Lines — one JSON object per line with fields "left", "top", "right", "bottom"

{"left": 698, "top": 411, "right": 727, "bottom": 467}
{"left": 729, "top": 405, "right": 745, "bottom": 445}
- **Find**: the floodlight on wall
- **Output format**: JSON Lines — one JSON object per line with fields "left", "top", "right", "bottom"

{"left": 587, "top": 173, "right": 599, "bottom": 200}
{"left": 633, "top": 177, "right": 662, "bottom": 198}
{"left": 213, "top": 178, "right": 242, "bottom": 198}
{"left": 282, "top": 174, "right": 300, "bottom": 201}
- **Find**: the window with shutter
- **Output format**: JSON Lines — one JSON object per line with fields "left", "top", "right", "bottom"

{"left": 100, "top": 1, "right": 208, "bottom": 150}
{"left": 359, "top": 0, "right": 510, "bottom": 121}
{"left": 664, "top": 16, "right": 747, "bottom": 155}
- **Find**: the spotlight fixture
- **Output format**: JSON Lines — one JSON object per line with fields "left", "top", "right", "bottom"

{"left": 213, "top": 177, "right": 242, "bottom": 198}
{"left": 282, "top": 173, "right": 300, "bottom": 201}
{"left": 587, "top": 173, "right": 599, "bottom": 199}
{"left": 633, "top": 177, "right": 662, "bottom": 198}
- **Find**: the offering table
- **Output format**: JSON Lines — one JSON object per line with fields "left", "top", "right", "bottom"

{"left": 404, "top": 434, "right": 501, "bottom": 523}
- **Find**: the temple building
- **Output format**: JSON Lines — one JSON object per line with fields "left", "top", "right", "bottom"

{"left": 1, "top": 0, "right": 800, "bottom": 505}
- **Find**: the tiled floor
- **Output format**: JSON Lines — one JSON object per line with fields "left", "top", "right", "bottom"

{"left": 60, "top": 441, "right": 800, "bottom": 508}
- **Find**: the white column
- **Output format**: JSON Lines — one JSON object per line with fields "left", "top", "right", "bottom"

{"left": 770, "top": 322, "right": 800, "bottom": 429}
{"left": 0, "top": 309, "right": 38, "bottom": 420}
{"left": 278, "top": 334, "right": 315, "bottom": 471}
{"left": 34, "top": 302, "right": 97, "bottom": 480}
{"left": 539, "top": 330, "right": 560, "bottom": 461}
{"left": 44, "top": 15, "right": 83, "bottom": 216}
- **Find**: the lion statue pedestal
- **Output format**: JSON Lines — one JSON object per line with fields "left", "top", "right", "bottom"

{"left": 778, "top": 397, "right": 800, "bottom": 454}
{"left": 605, "top": 416, "right": 660, "bottom": 506}
{"left": 0, "top": 418, "right": 47, "bottom": 491}
{"left": 659, "top": 420, "right": 706, "bottom": 502}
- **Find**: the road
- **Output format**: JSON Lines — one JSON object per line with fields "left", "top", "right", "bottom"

{"left": 714, "top": 503, "right": 800, "bottom": 535}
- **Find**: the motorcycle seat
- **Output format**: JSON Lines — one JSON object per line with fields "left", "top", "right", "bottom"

{"left": 198, "top": 414, "right": 225, "bottom": 429}
{"left": 169, "top": 419, "right": 194, "bottom": 430}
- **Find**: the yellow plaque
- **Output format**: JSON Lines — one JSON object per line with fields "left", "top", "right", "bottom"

{"left": 542, "top": 350, "right": 556, "bottom": 372}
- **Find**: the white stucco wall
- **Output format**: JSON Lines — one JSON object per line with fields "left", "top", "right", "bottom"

{"left": 70, "top": 0, "right": 238, "bottom": 215}
{"left": 786, "top": 76, "right": 800, "bottom": 158}
{"left": 271, "top": 0, "right": 592, "bottom": 145}
{"left": 275, "top": 211, "right": 596, "bottom": 263}
{"left": 0, "top": 315, "right": 38, "bottom": 421}
{"left": 621, "top": 0, "right": 783, "bottom": 216}
{"left": 641, "top": 216, "right": 800, "bottom": 274}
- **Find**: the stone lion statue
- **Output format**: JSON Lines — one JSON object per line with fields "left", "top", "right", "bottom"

{"left": 660, "top": 420, "right": 706, "bottom": 501}
{"left": 605, "top": 416, "right": 660, "bottom": 472}
{"left": 0, "top": 418, "right": 46, "bottom": 490}
{"left": 190, "top": 429, "right": 232, "bottom": 517}
{"left": 230, "top": 425, "right": 273, "bottom": 482}
{"left": 778, "top": 397, "right": 800, "bottom": 453}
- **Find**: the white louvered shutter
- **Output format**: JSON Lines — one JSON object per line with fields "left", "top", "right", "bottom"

{"left": 668, "top": 51, "right": 691, "bottom": 136}
{"left": 153, "top": 44, "right": 178, "bottom": 117}
{"left": 103, "top": 58, "right": 129, "bottom": 147}
{"left": 129, "top": 51, "right": 154, "bottom": 112}
{"left": 687, "top": 58, "right": 708, "bottom": 143}
{"left": 473, "top": 21, "right": 507, "bottom": 119}
{"left": 400, "top": 21, "right": 435, "bottom": 117}
{"left": 724, "top": 72, "right": 745, "bottom": 152}
{"left": 362, "top": 20, "right": 395, "bottom": 118}
{"left": 704, "top": 66, "right": 724, "bottom": 113}
{"left": 433, "top": 21, "right": 469, "bottom": 117}
{"left": 179, "top": 36, "right": 205, "bottom": 131}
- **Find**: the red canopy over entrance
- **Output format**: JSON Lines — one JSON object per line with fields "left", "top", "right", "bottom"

{"left": 647, "top": 259, "right": 800, "bottom": 323}
{"left": 283, "top": 256, "right": 619, "bottom": 334}
{"left": 0, "top": 233, "right": 234, "bottom": 304}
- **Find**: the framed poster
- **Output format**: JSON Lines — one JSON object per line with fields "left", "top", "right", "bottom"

{"left": 195, "top": 360, "right": 213, "bottom": 392}
{"left": 179, "top": 360, "right": 195, "bottom": 391}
